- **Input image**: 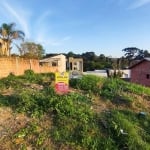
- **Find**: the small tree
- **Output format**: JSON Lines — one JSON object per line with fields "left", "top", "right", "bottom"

{"left": 108, "top": 58, "right": 123, "bottom": 78}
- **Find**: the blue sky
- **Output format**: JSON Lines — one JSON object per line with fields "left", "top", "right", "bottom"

{"left": 1, "top": 0, "right": 150, "bottom": 57}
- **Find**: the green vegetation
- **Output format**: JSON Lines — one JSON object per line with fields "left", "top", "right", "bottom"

{"left": 0, "top": 72, "right": 150, "bottom": 149}
{"left": 61, "top": 50, "right": 150, "bottom": 71}
{"left": 70, "top": 75, "right": 105, "bottom": 94}
{"left": 18, "top": 42, "right": 45, "bottom": 59}
{"left": 0, "top": 23, "right": 25, "bottom": 56}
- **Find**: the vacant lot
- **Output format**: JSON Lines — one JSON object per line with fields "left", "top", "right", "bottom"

{"left": 0, "top": 71, "right": 150, "bottom": 150}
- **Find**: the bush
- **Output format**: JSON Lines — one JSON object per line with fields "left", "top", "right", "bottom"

{"left": 101, "top": 78, "right": 135, "bottom": 104}
{"left": 70, "top": 75, "right": 105, "bottom": 94}
{"left": 24, "top": 69, "right": 35, "bottom": 77}
{"left": 0, "top": 73, "right": 22, "bottom": 89}
{"left": 23, "top": 69, "right": 42, "bottom": 83}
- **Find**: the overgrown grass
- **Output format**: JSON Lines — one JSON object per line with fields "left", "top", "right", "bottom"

{"left": 99, "top": 110, "right": 150, "bottom": 150}
{"left": 70, "top": 75, "right": 150, "bottom": 105}
{"left": 0, "top": 73, "right": 150, "bottom": 149}
{"left": 70, "top": 75, "right": 105, "bottom": 94}
{"left": 0, "top": 70, "right": 55, "bottom": 90}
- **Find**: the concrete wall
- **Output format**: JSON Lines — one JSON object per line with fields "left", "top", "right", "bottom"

{"left": 68, "top": 57, "right": 83, "bottom": 72}
{"left": 131, "top": 60, "right": 150, "bottom": 87}
{"left": 0, "top": 57, "right": 58, "bottom": 78}
{"left": 84, "top": 69, "right": 131, "bottom": 78}
{"left": 40, "top": 54, "right": 66, "bottom": 73}
{"left": 52, "top": 54, "right": 66, "bottom": 72}
{"left": 83, "top": 70, "right": 107, "bottom": 77}
{"left": 109, "top": 69, "right": 131, "bottom": 78}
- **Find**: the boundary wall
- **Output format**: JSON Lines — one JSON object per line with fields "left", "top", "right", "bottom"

{"left": 0, "top": 57, "right": 58, "bottom": 78}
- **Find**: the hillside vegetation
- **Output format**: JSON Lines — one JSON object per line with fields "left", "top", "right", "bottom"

{"left": 0, "top": 71, "right": 150, "bottom": 150}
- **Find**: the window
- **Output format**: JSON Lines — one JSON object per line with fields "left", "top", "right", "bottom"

{"left": 146, "top": 74, "right": 150, "bottom": 79}
{"left": 70, "top": 63, "right": 72, "bottom": 70}
{"left": 74, "top": 62, "right": 77, "bottom": 65}
{"left": 52, "top": 61, "right": 58, "bottom": 66}
{"left": 124, "top": 74, "right": 128, "bottom": 78}
{"left": 74, "top": 67, "right": 77, "bottom": 70}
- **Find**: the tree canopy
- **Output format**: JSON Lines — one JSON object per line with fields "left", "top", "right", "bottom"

{"left": 60, "top": 51, "right": 112, "bottom": 71}
{"left": 122, "top": 47, "right": 150, "bottom": 66}
{"left": 0, "top": 23, "right": 25, "bottom": 56}
{"left": 18, "top": 42, "right": 45, "bottom": 59}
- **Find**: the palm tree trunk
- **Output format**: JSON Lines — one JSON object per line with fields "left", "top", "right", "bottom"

{"left": 6, "top": 40, "right": 10, "bottom": 56}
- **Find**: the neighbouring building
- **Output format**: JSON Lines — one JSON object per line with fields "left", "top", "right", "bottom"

{"left": 108, "top": 69, "right": 131, "bottom": 79}
{"left": 40, "top": 54, "right": 66, "bottom": 72}
{"left": 130, "top": 58, "right": 150, "bottom": 87}
{"left": 67, "top": 57, "right": 83, "bottom": 72}
{"left": 83, "top": 69, "right": 130, "bottom": 79}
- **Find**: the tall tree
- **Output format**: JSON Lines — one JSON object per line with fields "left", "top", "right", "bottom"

{"left": 136, "top": 49, "right": 150, "bottom": 59}
{"left": 122, "top": 47, "right": 140, "bottom": 59}
{"left": 122, "top": 47, "right": 140, "bottom": 66}
{"left": 67, "top": 51, "right": 76, "bottom": 58}
{"left": 122, "top": 47, "right": 150, "bottom": 66}
{"left": 0, "top": 23, "right": 25, "bottom": 56}
{"left": 82, "top": 52, "right": 96, "bottom": 61}
{"left": 18, "top": 42, "right": 45, "bottom": 59}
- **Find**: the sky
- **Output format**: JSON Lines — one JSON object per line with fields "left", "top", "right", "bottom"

{"left": 1, "top": 0, "right": 150, "bottom": 57}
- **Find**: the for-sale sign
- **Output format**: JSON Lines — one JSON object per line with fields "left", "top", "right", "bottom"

{"left": 55, "top": 72, "right": 69, "bottom": 94}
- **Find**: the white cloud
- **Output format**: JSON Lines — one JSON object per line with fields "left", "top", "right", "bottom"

{"left": 2, "top": 1, "right": 30, "bottom": 38}
{"left": 129, "top": 0, "right": 150, "bottom": 9}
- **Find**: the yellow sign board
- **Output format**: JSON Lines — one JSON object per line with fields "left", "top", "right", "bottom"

{"left": 55, "top": 72, "right": 69, "bottom": 93}
{"left": 55, "top": 72, "right": 69, "bottom": 84}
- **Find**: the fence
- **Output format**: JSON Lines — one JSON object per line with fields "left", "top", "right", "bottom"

{"left": 0, "top": 57, "right": 58, "bottom": 78}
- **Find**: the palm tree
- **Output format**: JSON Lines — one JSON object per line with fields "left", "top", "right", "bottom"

{"left": 0, "top": 23, "right": 25, "bottom": 56}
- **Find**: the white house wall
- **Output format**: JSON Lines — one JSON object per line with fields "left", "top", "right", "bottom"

{"left": 83, "top": 69, "right": 131, "bottom": 78}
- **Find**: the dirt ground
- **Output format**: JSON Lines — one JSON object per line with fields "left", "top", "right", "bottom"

{"left": 0, "top": 107, "right": 30, "bottom": 149}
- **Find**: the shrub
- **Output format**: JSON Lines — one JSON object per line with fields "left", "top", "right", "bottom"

{"left": 70, "top": 75, "right": 105, "bottom": 94}
{"left": 23, "top": 69, "right": 42, "bottom": 83}
{"left": 0, "top": 73, "right": 22, "bottom": 89}
{"left": 101, "top": 78, "right": 135, "bottom": 104}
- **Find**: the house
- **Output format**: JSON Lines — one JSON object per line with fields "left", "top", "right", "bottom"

{"left": 130, "top": 58, "right": 150, "bottom": 87}
{"left": 40, "top": 54, "right": 66, "bottom": 72}
{"left": 67, "top": 57, "right": 83, "bottom": 72}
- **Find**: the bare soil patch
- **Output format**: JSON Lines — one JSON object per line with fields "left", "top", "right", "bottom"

{"left": 0, "top": 107, "right": 30, "bottom": 149}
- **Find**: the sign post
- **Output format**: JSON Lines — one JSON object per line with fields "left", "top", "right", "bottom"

{"left": 55, "top": 72, "right": 69, "bottom": 94}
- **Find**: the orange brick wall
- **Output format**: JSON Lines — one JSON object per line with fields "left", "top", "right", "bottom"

{"left": 40, "top": 66, "right": 58, "bottom": 73}
{"left": 0, "top": 57, "right": 58, "bottom": 78}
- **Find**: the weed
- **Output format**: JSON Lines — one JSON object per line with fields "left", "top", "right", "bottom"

{"left": 70, "top": 75, "right": 105, "bottom": 94}
{"left": 0, "top": 73, "right": 150, "bottom": 149}
{"left": 100, "top": 110, "right": 150, "bottom": 150}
